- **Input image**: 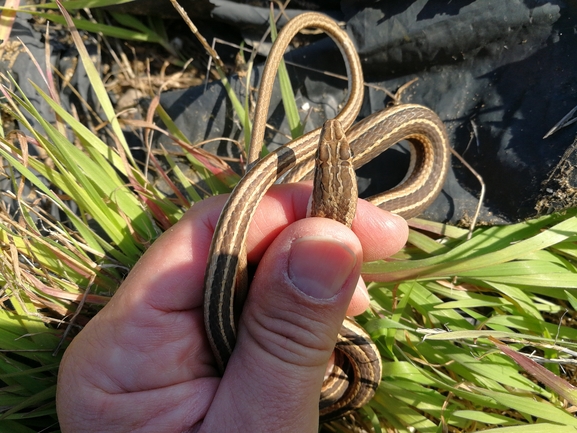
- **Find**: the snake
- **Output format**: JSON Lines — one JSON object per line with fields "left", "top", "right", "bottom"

{"left": 203, "top": 12, "right": 450, "bottom": 422}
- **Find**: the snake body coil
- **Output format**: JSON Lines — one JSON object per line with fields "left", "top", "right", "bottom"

{"left": 204, "top": 12, "right": 450, "bottom": 422}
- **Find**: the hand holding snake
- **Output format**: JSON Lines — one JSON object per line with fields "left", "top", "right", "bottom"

{"left": 204, "top": 12, "right": 449, "bottom": 422}
{"left": 56, "top": 185, "right": 409, "bottom": 432}
{"left": 56, "top": 11, "right": 448, "bottom": 432}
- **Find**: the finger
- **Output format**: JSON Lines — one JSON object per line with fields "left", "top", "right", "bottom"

{"left": 201, "top": 218, "right": 362, "bottom": 432}
{"left": 123, "top": 182, "right": 407, "bottom": 313}
{"left": 347, "top": 277, "right": 370, "bottom": 316}
{"left": 247, "top": 182, "right": 408, "bottom": 263}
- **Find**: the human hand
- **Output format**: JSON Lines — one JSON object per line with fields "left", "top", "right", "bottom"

{"left": 56, "top": 182, "right": 408, "bottom": 433}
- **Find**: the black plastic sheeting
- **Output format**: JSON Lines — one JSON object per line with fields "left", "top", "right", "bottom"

{"left": 158, "top": 0, "right": 577, "bottom": 224}
{"left": 4, "top": 0, "right": 577, "bottom": 224}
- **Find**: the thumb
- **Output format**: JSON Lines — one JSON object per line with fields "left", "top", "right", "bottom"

{"left": 201, "top": 217, "right": 362, "bottom": 432}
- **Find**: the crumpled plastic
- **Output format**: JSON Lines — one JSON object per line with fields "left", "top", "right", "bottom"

{"left": 159, "top": 0, "right": 577, "bottom": 224}
{"left": 3, "top": 0, "right": 576, "bottom": 224}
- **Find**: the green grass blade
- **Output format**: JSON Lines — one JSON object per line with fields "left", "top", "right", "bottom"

{"left": 476, "top": 387, "right": 577, "bottom": 426}
{"left": 269, "top": 9, "right": 303, "bottom": 139}
{"left": 0, "top": 421, "right": 38, "bottom": 433}
{"left": 28, "top": 0, "right": 136, "bottom": 9}
{"left": 56, "top": 1, "right": 136, "bottom": 163}
{"left": 363, "top": 214, "right": 577, "bottom": 281}
{"left": 0, "top": 146, "right": 106, "bottom": 255}
{"left": 0, "top": 7, "right": 161, "bottom": 42}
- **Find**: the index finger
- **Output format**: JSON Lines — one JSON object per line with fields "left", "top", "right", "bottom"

{"left": 121, "top": 182, "right": 408, "bottom": 313}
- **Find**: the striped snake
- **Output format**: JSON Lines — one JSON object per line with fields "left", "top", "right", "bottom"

{"left": 203, "top": 12, "right": 450, "bottom": 422}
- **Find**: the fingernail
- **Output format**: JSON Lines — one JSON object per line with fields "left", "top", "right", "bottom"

{"left": 288, "top": 236, "right": 357, "bottom": 299}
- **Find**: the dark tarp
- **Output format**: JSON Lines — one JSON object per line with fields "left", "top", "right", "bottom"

{"left": 4, "top": 0, "right": 577, "bottom": 224}
{"left": 158, "top": 0, "right": 577, "bottom": 224}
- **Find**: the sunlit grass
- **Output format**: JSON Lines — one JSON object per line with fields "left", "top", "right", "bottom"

{"left": 0, "top": 2, "right": 576, "bottom": 433}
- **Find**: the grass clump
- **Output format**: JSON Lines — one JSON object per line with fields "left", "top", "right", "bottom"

{"left": 0, "top": 3, "right": 576, "bottom": 433}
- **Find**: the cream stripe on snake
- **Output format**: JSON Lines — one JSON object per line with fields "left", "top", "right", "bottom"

{"left": 203, "top": 12, "right": 450, "bottom": 422}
